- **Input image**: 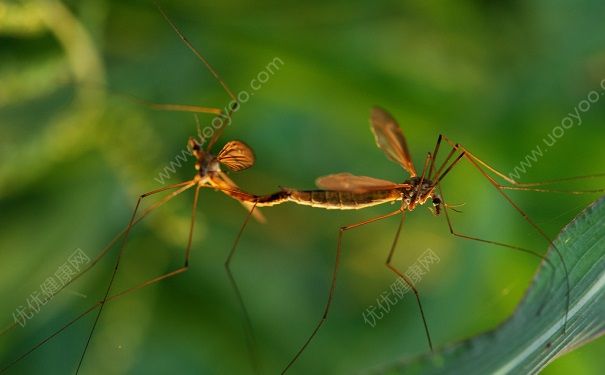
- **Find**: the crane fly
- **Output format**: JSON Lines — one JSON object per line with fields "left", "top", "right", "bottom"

{"left": 229, "top": 106, "right": 605, "bottom": 373}
{"left": 0, "top": 2, "right": 264, "bottom": 374}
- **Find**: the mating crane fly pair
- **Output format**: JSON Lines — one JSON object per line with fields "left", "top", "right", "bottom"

{"left": 3, "top": 3, "right": 604, "bottom": 375}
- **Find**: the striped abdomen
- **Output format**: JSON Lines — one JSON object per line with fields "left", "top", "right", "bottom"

{"left": 232, "top": 189, "right": 403, "bottom": 210}
{"left": 286, "top": 189, "right": 401, "bottom": 210}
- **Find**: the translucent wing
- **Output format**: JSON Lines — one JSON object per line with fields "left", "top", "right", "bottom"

{"left": 211, "top": 172, "right": 266, "bottom": 223}
{"left": 217, "top": 140, "right": 255, "bottom": 172}
{"left": 315, "top": 172, "right": 400, "bottom": 193}
{"left": 370, "top": 106, "right": 417, "bottom": 177}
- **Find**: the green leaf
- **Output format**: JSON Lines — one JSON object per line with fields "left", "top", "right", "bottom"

{"left": 372, "top": 196, "right": 605, "bottom": 375}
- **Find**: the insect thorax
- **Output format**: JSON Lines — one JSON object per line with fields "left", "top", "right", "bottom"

{"left": 195, "top": 152, "right": 221, "bottom": 176}
{"left": 402, "top": 177, "right": 436, "bottom": 208}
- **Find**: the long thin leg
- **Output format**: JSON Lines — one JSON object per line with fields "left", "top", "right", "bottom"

{"left": 440, "top": 135, "right": 571, "bottom": 333}
{"left": 384, "top": 211, "right": 433, "bottom": 351}
{"left": 435, "top": 151, "right": 466, "bottom": 185}
{"left": 505, "top": 174, "right": 605, "bottom": 188}
{"left": 499, "top": 185, "right": 605, "bottom": 194}
{"left": 121, "top": 94, "right": 223, "bottom": 116}
{"left": 224, "top": 202, "right": 262, "bottom": 374}
{"left": 428, "top": 135, "right": 443, "bottom": 181}
{"left": 114, "top": 3, "right": 240, "bottom": 148}
{"left": 413, "top": 153, "right": 432, "bottom": 200}
{"left": 0, "top": 180, "right": 194, "bottom": 341}
{"left": 0, "top": 180, "right": 197, "bottom": 373}
{"left": 432, "top": 143, "right": 459, "bottom": 181}
{"left": 153, "top": 1, "right": 239, "bottom": 151}
{"left": 281, "top": 209, "right": 401, "bottom": 374}
{"left": 438, "top": 185, "right": 556, "bottom": 315}
{"left": 441, "top": 136, "right": 605, "bottom": 189}
{"left": 75, "top": 182, "right": 199, "bottom": 374}
{"left": 153, "top": 1, "right": 236, "bottom": 103}
{"left": 0, "top": 260, "right": 193, "bottom": 375}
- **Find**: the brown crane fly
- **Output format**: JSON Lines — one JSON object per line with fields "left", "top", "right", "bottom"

{"left": 0, "top": 3, "right": 264, "bottom": 374}
{"left": 229, "top": 106, "right": 604, "bottom": 374}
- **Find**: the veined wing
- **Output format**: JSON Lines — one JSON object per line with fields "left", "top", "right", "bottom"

{"left": 216, "top": 140, "right": 255, "bottom": 172}
{"left": 370, "top": 106, "right": 417, "bottom": 177}
{"left": 211, "top": 172, "right": 266, "bottom": 223}
{"left": 315, "top": 172, "right": 401, "bottom": 193}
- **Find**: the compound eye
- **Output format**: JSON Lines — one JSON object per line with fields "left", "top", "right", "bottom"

{"left": 432, "top": 197, "right": 441, "bottom": 205}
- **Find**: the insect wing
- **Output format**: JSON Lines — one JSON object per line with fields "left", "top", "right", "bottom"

{"left": 370, "top": 106, "right": 417, "bottom": 177}
{"left": 217, "top": 140, "right": 255, "bottom": 172}
{"left": 315, "top": 172, "right": 400, "bottom": 193}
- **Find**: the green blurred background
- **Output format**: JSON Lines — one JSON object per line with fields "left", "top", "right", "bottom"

{"left": 1, "top": 0, "right": 604, "bottom": 374}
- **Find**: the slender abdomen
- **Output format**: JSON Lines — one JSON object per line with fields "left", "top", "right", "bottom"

{"left": 232, "top": 188, "right": 402, "bottom": 210}
{"left": 286, "top": 189, "right": 401, "bottom": 210}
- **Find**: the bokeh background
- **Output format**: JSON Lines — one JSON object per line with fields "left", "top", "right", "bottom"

{"left": 1, "top": 0, "right": 604, "bottom": 374}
